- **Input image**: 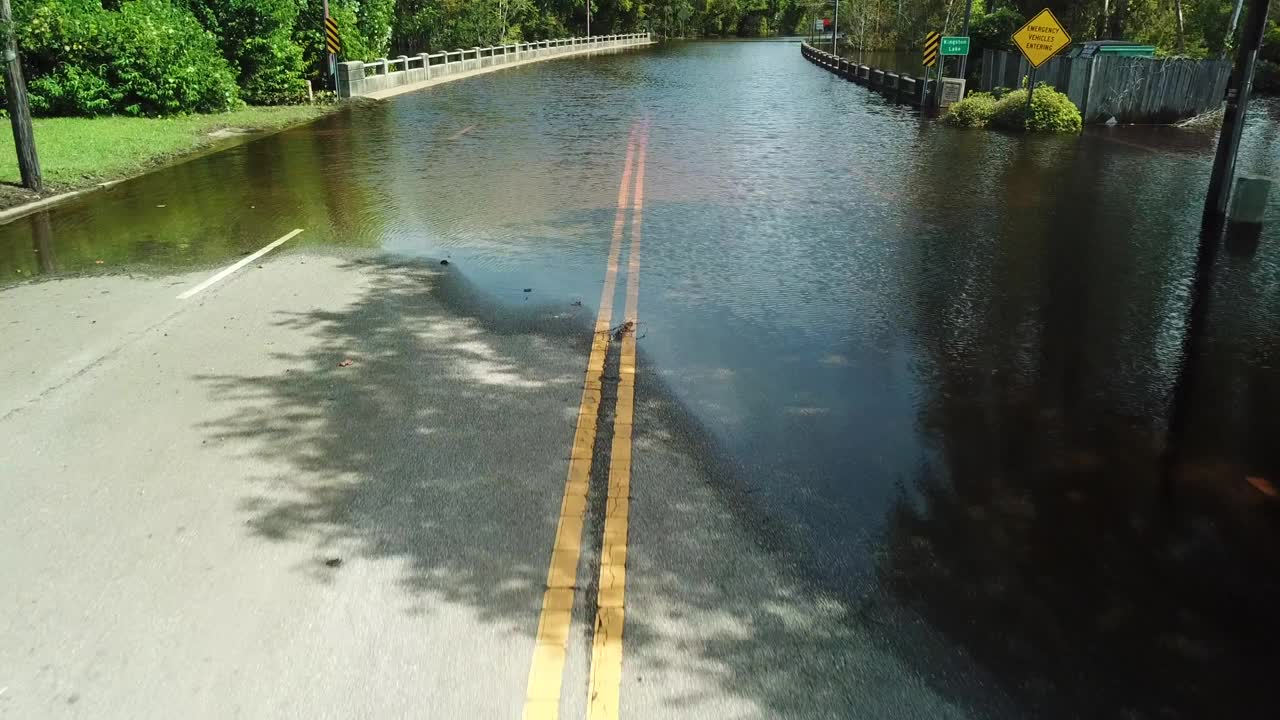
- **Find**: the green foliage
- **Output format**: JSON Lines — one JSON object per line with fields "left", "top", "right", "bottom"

{"left": 29, "top": 66, "right": 115, "bottom": 116}
{"left": 1262, "top": 20, "right": 1280, "bottom": 64}
{"left": 818, "top": 0, "right": 1280, "bottom": 77}
{"left": 182, "top": 0, "right": 309, "bottom": 105}
{"left": 294, "top": 1, "right": 370, "bottom": 81}
{"left": 18, "top": 0, "right": 240, "bottom": 117}
{"left": 970, "top": 8, "right": 1023, "bottom": 55}
{"left": 944, "top": 92, "right": 998, "bottom": 128}
{"left": 1256, "top": 60, "right": 1280, "bottom": 94}
{"left": 8, "top": 0, "right": 814, "bottom": 119}
{"left": 990, "top": 84, "right": 1082, "bottom": 133}
{"left": 238, "top": 35, "right": 309, "bottom": 105}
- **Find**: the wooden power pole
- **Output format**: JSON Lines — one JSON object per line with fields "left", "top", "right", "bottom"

{"left": 1, "top": 0, "right": 41, "bottom": 193}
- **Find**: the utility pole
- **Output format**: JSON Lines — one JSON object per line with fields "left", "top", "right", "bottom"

{"left": 1203, "top": 0, "right": 1270, "bottom": 222}
{"left": 322, "top": 0, "right": 334, "bottom": 83}
{"left": 1, "top": 0, "right": 41, "bottom": 193}
{"left": 958, "top": 0, "right": 974, "bottom": 79}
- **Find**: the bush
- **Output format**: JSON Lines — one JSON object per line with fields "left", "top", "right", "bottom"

{"left": 182, "top": 0, "right": 309, "bottom": 105}
{"left": 990, "top": 84, "right": 1082, "bottom": 133}
{"left": 237, "top": 35, "right": 309, "bottom": 104}
{"left": 944, "top": 92, "right": 998, "bottom": 128}
{"left": 29, "top": 65, "right": 114, "bottom": 116}
{"left": 18, "top": 0, "right": 240, "bottom": 117}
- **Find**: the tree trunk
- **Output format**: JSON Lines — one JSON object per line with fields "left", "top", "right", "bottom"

{"left": 1107, "top": 0, "right": 1129, "bottom": 40}
{"left": 1225, "top": 0, "right": 1246, "bottom": 57}
{"left": 1174, "top": 0, "right": 1187, "bottom": 54}
{"left": 1, "top": 0, "right": 42, "bottom": 193}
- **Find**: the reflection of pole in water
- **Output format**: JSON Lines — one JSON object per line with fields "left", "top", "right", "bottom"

{"left": 31, "top": 210, "right": 56, "bottom": 275}
{"left": 1161, "top": 219, "right": 1224, "bottom": 493}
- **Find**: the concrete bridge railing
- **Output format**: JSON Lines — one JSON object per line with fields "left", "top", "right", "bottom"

{"left": 338, "top": 33, "right": 652, "bottom": 99}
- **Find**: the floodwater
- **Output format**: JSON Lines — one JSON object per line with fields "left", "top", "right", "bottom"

{"left": 4, "top": 39, "right": 1280, "bottom": 717}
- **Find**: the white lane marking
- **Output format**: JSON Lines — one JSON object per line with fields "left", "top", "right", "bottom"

{"left": 177, "top": 229, "right": 304, "bottom": 300}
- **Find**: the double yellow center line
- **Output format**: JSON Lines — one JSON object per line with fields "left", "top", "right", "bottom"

{"left": 523, "top": 120, "right": 648, "bottom": 720}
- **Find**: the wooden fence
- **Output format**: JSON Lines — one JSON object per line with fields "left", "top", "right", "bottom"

{"left": 979, "top": 49, "right": 1230, "bottom": 124}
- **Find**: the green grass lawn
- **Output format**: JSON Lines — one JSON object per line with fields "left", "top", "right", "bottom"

{"left": 0, "top": 105, "right": 332, "bottom": 190}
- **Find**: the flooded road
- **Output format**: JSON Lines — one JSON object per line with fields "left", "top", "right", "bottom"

{"left": 4, "top": 39, "right": 1280, "bottom": 718}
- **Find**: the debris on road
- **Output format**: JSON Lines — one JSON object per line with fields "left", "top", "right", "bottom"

{"left": 324, "top": 557, "right": 343, "bottom": 567}
{"left": 440, "top": 259, "right": 449, "bottom": 266}
{"left": 523, "top": 288, "right": 532, "bottom": 293}
{"left": 611, "top": 320, "right": 635, "bottom": 341}
{"left": 337, "top": 359, "right": 354, "bottom": 368}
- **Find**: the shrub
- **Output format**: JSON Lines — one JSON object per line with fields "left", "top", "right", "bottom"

{"left": 237, "top": 34, "right": 309, "bottom": 104}
{"left": 182, "top": 0, "right": 309, "bottom": 105}
{"left": 944, "top": 92, "right": 998, "bottom": 128}
{"left": 18, "top": 0, "right": 240, "bottom": 116}
{"left": 29, "top": 65, "right": 114, "bottom": 116}
{"left": 109, "top": 0, "right": 241, "bottom": 115}
{"left": 990, "top": 84, "right": 1082, "bottom": 133}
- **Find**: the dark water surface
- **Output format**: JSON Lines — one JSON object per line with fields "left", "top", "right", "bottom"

{"left": 4, "top": 40, "right": 1280, "bottom": 718}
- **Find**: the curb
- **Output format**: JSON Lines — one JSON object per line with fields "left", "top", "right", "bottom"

{"left": 0, "top": 185, "right": 108, "bottom": 226}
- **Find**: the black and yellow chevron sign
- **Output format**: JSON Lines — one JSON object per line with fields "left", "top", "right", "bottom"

{"left": 922, "top": 31, "right": 940, "bottom": 67}
{"left": 325, "top": 16, "right": 341, "bottom": 55}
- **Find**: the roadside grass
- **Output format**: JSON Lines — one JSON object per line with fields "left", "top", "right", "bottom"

{"left": 0, "top": 105, "right": 332, "bottom": 191}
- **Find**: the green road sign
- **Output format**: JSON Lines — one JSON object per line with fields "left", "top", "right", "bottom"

{"left": 940, "top": 36, "right": 970, "bottom": 56}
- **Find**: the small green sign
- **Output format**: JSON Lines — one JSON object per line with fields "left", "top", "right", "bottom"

{"left": 940, "top": 36, "right": 970, "bottom": 55}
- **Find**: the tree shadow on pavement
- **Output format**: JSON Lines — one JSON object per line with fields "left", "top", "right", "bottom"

{"left": 197, "top": 257, "right": 592, "bottom": 625}
{"left": 195, "top": 254, "right": 991, "bottom": 719}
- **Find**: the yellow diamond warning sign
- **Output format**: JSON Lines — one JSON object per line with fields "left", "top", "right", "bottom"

{"left": 1012, "top": 8, "right": 1071, "bottom": 68}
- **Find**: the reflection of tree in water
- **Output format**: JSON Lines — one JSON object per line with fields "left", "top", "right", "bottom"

{"left": 887, "top": 132, "right": 1280, "bottom": 717}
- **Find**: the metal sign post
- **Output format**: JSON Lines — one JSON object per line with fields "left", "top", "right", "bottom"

{"left": 323, "top": 0, "right": 334, "bottom": 79}
{"left": 922, "top": 32, "right": 940, "bottom": 106}
{"left": 957, "top": 0, "right": 974, "bottom": 78}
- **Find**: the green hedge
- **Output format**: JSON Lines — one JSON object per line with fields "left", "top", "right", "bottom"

{"left": 182, "top": 0, "right": 309, "bottom": 106}
{"left": 944, "top": 85, "right": 1081, "bottom": 133}
{"left": 943, "top": 92, "right": 998, "bottom": 128}
{"left": 990, "top": 84, "right": 1082, "bottom": 133}
{"left": 21, "top": 0, "right": 240, "bottom": 117}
